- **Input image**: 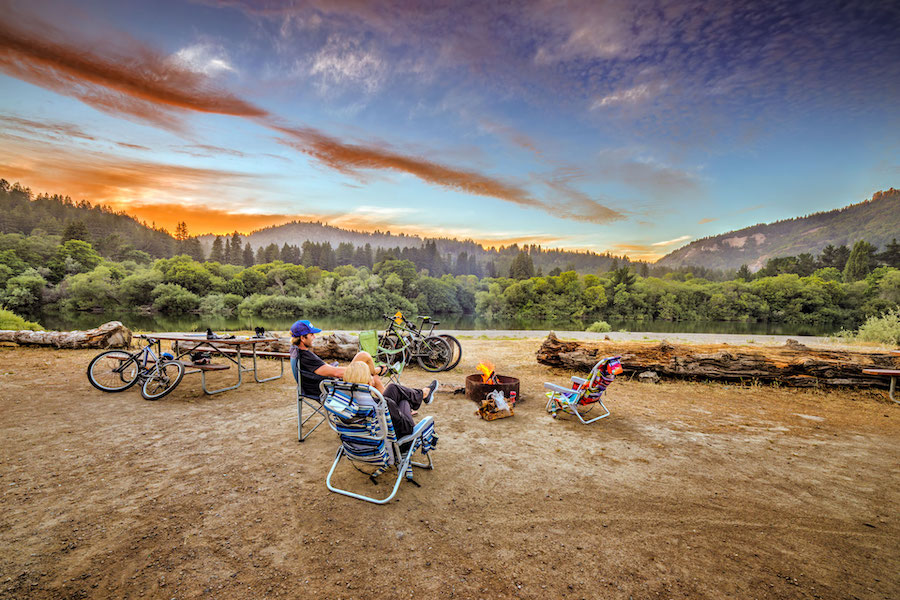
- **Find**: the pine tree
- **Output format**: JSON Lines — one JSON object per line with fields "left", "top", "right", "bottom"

{"left": 843, "top": 240, "right": 877, "bottom": 282}
{"left": 735, "top": 264, "right": 753, "bottom": 281}
{"left": 508, "top": 251, "right": 534, "bottom": 279}
{"left": 229, "top": 232, "right": 242, "bottom": 264}
{"left": 876, "top": 238, "right": 900, "bottom": 268}
{"left": 210, "top": 236, "right": 225, "bottom": 263}
{"left": 62, "top": 220, "right": 89, "bottom": 242}
{"left": 242, "top": 244, "right": 255, "bottom": 267}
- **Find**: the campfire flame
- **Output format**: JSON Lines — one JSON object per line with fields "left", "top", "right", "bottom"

{"left": 476, "top": 361, "right": 499, "bottom": 384}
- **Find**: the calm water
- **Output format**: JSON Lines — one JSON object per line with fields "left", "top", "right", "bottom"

{"left": 36, "top": 310, "right": 841, "bottom": 336}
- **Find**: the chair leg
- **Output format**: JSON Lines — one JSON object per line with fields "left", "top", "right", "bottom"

{"left": 326, "top": 447, "right": 410, "bottom": 504}
{"left": 575, "top": 399, "right": 611, "bottom": 424}
{"left": 297, "top": 390, "right": 326, "bottom": 442}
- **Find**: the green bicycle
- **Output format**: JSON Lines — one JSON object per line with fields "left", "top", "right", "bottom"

{"left": 377, "top": 313, "right": 454, "bottom": 372}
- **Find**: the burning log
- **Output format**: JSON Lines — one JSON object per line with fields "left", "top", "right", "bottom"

{"left": 536, "top": 332, "right": 899, "bottom": 389}
{"left": 476, "top": 361, "right": 500, "bottom": 384}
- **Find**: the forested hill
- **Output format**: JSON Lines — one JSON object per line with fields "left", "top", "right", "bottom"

{"left": 198, "top": 221, "right": 433, "bottom": 254}
{"left": 0, "top": 179, "right": 174, "bottom": 257}
{"left": 657, "top": 189, "right": 900, "bottom": 271}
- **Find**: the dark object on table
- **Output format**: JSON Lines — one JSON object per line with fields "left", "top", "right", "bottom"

{"left": 254, "top": 327, "right": 266, "bottom": 338}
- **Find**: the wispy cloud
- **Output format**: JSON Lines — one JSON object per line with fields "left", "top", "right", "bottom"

{"left": 172, "top": 42, "right": 237, "bottom": 76}
{"left": 698, "top": 217, "right": 716, "bottom": 224}
{"left": 651, "top": 235, "right": 692, "bottom": 247}
{"left": 308, "top": 35, "right": 386, "bottom": 95}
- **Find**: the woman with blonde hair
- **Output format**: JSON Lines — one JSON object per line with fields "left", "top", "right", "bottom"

{"left": 290, "top": 319, "right": 437, "bottom": 439}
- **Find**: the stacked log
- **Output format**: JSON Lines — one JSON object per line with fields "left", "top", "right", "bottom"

{"left": 536, "top": 332, "right": 899, "bottom": 389}
{"left": 0, "top": 321, "right": 132, "bottom": 349}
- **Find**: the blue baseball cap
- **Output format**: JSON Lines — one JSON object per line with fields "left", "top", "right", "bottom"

{"left": 290, "top": 319, "right": 322, "bottom": 337}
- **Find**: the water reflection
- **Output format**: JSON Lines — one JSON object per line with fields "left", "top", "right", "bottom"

{"left": 37, "top": 310, "right": 840, "bottom": 336}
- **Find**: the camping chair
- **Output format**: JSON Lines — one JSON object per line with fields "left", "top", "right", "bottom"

{"left": 291, "top": 356, "right": 327, "bottom": 442}
{"left": 322, "top": 380, "right": 437, "bottom": 504}
{"left": 358, "top": 329, "right": 405, "bottom": 383}
{"left": 544, "top": 356, "right": 623, "bottom": 424}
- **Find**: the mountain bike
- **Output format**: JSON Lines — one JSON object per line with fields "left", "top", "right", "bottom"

{"left": 87, "top": 336, "right": 185, "bottom": 400}
{"left": 377, "top": 313, "right": 453, "bottom": 372}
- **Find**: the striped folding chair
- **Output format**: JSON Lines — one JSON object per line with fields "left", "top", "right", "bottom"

{"left": 544, "top": 356, "right": 623, "bottom": 424}
{"left": 322, "top": 380, "right": 437, "bottom": 504}
{"left": 291, "top": 355, "right": 328, "bottom": 442}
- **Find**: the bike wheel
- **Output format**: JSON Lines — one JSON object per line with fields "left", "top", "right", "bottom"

{"left": 416, "top": 336, "right": 452, "bottom": 372}
{"left": 87, "top": 350, "right": 140, "bottom": 392}
{"left": 141, "top": 361, "right": 185, "bottom": 401}
{"left": 439, "top": 334, "right": 463, "bottom": 371}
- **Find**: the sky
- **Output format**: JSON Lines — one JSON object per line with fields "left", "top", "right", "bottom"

{"left": 0, "top": 0, "right": 898, "bottom": 260}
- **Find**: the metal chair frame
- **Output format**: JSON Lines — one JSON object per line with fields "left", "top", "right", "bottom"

{"left": 322, "top": 380, "right": 435, "bottom": 504}
{"left": 544, "top": 357, "right": 621, "bottom": 424}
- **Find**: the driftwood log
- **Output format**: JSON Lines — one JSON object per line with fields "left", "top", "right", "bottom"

{"left": 0, "top": 321, "right": 132, "bottom": 349}
{"left": 536, "top": 332, "right": 899, "bottom": 390}
{"left": 178, "top": 332, "right": 360, "bottom": 361}
{"left": 259, "top": 332, "right": 360, "bottom": 361}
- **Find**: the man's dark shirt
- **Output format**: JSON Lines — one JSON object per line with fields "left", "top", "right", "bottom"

{"left": 297, "top": 347, "right": 327, "bottom": 397}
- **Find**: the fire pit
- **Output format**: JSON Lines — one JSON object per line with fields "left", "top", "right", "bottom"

{"left": 465, "top": 374, "right": 520, "bottom": 403}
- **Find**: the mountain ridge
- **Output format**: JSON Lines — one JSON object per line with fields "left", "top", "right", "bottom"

{"left": 657, "top": 189, "right": 899, "bottom": 271}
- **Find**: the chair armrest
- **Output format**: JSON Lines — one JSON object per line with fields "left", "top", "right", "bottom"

{"left": 571, "top": 376, "right": 586, "bottom": 386}
{"left": 397, "top": 416, "right": 435, "bottom": 446}
{"left": 543, "top": 382, "right": 576, "bottom": 395}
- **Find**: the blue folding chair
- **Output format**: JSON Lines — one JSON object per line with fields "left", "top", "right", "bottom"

{"left": 291, "top": 355, "right": 327, "bottom": 442}
{"left": 322, "top": 380, "right": 437, "bottom": 504}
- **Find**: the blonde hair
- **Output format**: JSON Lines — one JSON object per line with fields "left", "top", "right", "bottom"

{"left": 291, "top": 336, "right": 302, "bottom": 346}
{"left": 342, "top": 361, "right": 371, "bottom": 385}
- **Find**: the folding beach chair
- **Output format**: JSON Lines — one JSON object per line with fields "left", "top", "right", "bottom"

{"left": 358, "top": 329, "right": 405, "bottom": 383}
{"left": 322, "top": 380, "right": 437, "bottom": 504}
{"left": 544, "top": 356, "right": 623, "bottom": 424}
{"left": 291, "top": 357, "right": 327, "bottom": 442}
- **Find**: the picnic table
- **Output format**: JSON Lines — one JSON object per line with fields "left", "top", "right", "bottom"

{"left": 137, "top": 334, "right": 286, "bottom": 395}
{"left": 862, "top": 349, "right": 900, "bottom": 404}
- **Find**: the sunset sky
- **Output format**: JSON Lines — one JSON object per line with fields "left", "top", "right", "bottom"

{"left": 1, "top": 0, "right": 898, "bottom": 260}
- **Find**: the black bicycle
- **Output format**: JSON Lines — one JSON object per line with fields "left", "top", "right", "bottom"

{"left": 87, "top": 337, "right": 185, "bottom": 400}
{"left": 377, "top": 313, "right": 455, "bottom": 372}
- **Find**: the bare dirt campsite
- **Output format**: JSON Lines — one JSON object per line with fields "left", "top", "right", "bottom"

{"left": 1, "top": 337, "right": 898, "bottom": 599}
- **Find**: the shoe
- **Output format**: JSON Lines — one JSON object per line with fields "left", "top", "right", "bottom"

{"left": 424, "top": 380, "right": 438, "bottom": 404}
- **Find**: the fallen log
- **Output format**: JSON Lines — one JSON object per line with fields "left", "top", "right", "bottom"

{"left": 178, "top": 332, "right": 360, "bottom": 361}
{"left": 536, "top": 332, "right": 899, "bottom": 390}
{"left": 0, "top": 321, "right": 132, "bottom": 349}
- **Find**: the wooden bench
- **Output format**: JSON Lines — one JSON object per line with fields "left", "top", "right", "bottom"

{"left": 195, "top": 346, "right": 290, "bottom": 360}
{"left": 862, "top": 369, "right": 899, "bottom": 404}
{"left": 178, "top": 361, "right": 231, "bottom": 371}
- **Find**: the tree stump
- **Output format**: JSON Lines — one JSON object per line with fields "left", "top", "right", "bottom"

{"left": 536, "top": 332, "right": 899, "bottom": 390}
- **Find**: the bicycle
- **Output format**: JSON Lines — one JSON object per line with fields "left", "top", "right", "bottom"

{"left": 87, "top": 336, "right": 185, "bottom": 401}
{"left": 377, "top": 313, "right": 454, "bottom": 372}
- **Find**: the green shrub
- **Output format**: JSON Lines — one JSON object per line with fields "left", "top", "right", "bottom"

{"left": 151, "top": 283, "right": 200, "bottom": 315}
{"left": 853, "top": 308, "right": 900, "bottom": 345}
{"left": 586, "top": 320, "right": 612, "bottom": 333}
{"left": 0, "top": 308, "right": 43, "bottom": 330}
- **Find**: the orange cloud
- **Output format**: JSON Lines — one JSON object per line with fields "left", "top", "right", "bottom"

{"left": 123, "top": 203, "right": 298, "bottom": 236}
{"left": 271, "top": 124, "right": 541, "bottom": 208}
{"left": 0, "top": 138, "right": 259, "bottom": 218}
{"left": 0, "top": 16, "right": 269, "bottom": 128}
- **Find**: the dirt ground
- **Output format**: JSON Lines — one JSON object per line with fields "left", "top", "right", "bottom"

{"left": 1, "top": 339, "right": 898, "bottom": 600}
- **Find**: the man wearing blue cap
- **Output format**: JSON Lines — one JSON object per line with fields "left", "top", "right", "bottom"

{"left": 289, "top": 319, "right": 437, "bottom": 435}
